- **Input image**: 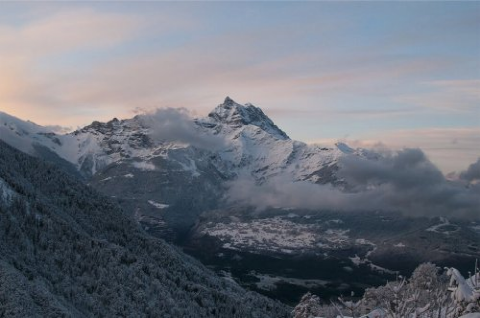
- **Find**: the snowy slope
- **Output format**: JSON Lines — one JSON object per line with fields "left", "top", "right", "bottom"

{"left": 0, "top": 112, "right": 195, "bottom": 177}
{"left": 197, "top": 97, "right": 357, "bottom": 184}
{"left": 0, "top": 98, "right": 374, "bottom": 237}
{"left": 0, "top": 111, "right": 107, "bottom": 176}
{"left": 0, "top": 111, "right": 62, "bottom": 155}
{"left": 1, "top": 98, "right": 363, "bottom": 184}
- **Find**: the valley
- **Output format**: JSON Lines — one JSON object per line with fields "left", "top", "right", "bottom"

{"left": 1, "top": 97, "right": 479, "bottom": 308}
{"left": 185, "top": 208, "right": 480, "bottom": 304}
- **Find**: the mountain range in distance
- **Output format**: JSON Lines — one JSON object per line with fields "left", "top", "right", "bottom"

{"left": 1, "top": 97, "right": 479, "bottom": 305}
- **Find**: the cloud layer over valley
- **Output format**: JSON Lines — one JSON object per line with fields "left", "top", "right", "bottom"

{"left": 227, "top": 149, "right": 480, "bottom": 219}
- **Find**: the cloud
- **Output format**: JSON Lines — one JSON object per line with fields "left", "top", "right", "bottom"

{"left": 337, "top": 149, "right": 480, "bottom": 219}
{"left": 0, "top": 8, "right": 142, "bottom": 59}
{"left": 338, "top": 148, "right": 444, "bottom": 189}
{"left": 310, "top": 127, "right": 480, "bottom": 174}
{"left": 460, "top": 158, "right": 480, "bottom": 183}
{"left": 43, "top": 125, "right": 73, "bottom": 134}
{"left": 0, "top": 7, "right": 146, "bottom": 126}
{"left": 377, "top": 128, "right": 480, "bottom": 174}
{"left": 137, "top": 108, "right": 225, "bottom": 151}
{"left": 227, "top": 174, "right": 352, "bottom": 211}
{"left": 226, "top": 149, "right": 480, "bottom": 219}
{"left": 132, "top": 161, "right": 156, "bottom": 171}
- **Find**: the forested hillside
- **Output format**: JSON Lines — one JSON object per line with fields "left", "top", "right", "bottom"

{"left": 0, "top": 140, "right": 289, "bottom": 317}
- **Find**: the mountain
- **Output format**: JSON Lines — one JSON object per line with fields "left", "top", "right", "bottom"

{"left": 0, "top": 97, "right": 354, "bottom": 183}
{"left": 0, "top": 139, "right": 290, "bottom": 317}
{"left": 0, "top": 98, "right": 359, "bottom": 238}
{"left": 1, "top": 98, "right": 478, "bottom": 304}
{"left": 197, "top": 97, "right": 346, "bottom": 184}
{"left": 0, "top": 111, "right": 82, "bottom": 178}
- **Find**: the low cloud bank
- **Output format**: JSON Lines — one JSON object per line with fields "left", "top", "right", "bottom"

{"left": 137, "top": 108, "right": 225, "bottom": 150}
{"left": 459, "top": 158, "right": 480, "bottom": 183}
{"left": 227, "top": 148, "right": 480, "bottom": 219}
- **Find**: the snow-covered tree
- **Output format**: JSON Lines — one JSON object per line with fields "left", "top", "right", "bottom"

{"left": 293, "top": 292, "right": 323, "bottom": 318}
{"left": 293, "top": 262, "right": 480, "bottom": 318}
{"left": 446, "top": 264, "right": 480, "bottom": 316}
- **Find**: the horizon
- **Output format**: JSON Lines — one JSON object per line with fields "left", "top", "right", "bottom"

{"left": 0, "top": 2, "right": 479, "bottom": 173}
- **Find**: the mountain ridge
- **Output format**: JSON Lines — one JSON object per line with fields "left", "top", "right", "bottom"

{"left": 0, "top": 97, "right": 350, "bottom": 182}
{"left": 0, "top": 98, "right": 358, "bottom": 240}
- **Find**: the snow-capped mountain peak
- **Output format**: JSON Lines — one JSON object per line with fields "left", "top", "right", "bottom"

{"left": 206, "top": 97, "right": 289, "bottom": 140}
{"left": 74, "top": 117, "right": 127, "bottom": 136}
{"left": 0, "top": 98, "right": 358, "bottom": 184}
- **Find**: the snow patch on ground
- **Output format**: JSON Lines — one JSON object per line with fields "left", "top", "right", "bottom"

{"left": 124, "top": 173, "right": 134, "bottom": 178}
{"left": 349, "top": 255, "right": 398, "bottom": 275}
{"left": 326, "top": 219, "right": 344, "bottom": 225}
{"left": 132, "top": 161, "right": 156, "bottom": 171}
{"left": 252, "top": 272, "right": 329, "bottom": 291}
{"left": 0, "top": 178, "right": 16, "bottom": 204}
{"left": 148, "top": 200, "right": 169, "bottom": 209}
{"left": 427, "top": 218, "right": 459, "bottom": 234}
{"left": 202, "top": 218, "right": 318, "bottom": 253}
{"left": 202, "top": 217, "right": 353, "bottom": 254}
{"left": 323, "top": 229, "right": 350, "bottom": 248}
{"left": 355, "top": 238, "right": 376, "bottom": 246}
{"left": 459, "top": 313, "right": 480, "bottom": 318}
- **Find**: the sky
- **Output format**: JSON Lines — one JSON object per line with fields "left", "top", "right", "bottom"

{"left": 0, "top": 2, "right": 478, "bottom": 173}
